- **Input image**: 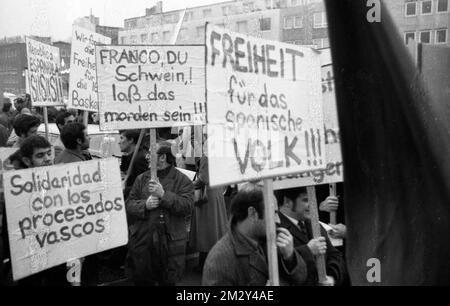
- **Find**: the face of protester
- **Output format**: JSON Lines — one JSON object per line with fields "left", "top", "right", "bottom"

{"left": 23, "top": 147, "right": 53, "bottom": 168}
{"left": 119, "top": 134, "right": 134, "bottom": 153}
{"left": 77, "top": 129, "right": 90, "bottom": 150}
{"left": 58, "top": 115, "right": 75, "bottom": 131}
{"left": 25, "top": 124, "right": 40, "bottom": 138}
{"left": 292, "top": 193, "right": 310, "bottom": 221}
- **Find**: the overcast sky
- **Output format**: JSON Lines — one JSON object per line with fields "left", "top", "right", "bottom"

{"left": 0, "top": 0, "right": 225, "bottom": 41}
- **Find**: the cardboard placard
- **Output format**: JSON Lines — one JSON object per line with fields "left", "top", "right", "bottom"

{"left": 273, "top": 49, "right": 343, "bottom": 189}
{"left": 26, "top": 37, "right": 65, "bottom": 106}
{"left": 3, "top": 158, "right": 128, "bottom": 280}
{"left": 69, "top": 26, "right": 111, "bottom": 111}
{"left": 96, "top": 45, "right": 206, "bottom": 130}
{"left": 206, "top": 24, "right": 325, "bottom": 187}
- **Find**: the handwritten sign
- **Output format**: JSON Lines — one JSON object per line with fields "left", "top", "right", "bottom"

{"left": 69, "top": 26, "right": 111, "bottom": 111}
{"left": 274, "top": 49, "right": 343, "bottom": 189}
{"left": 96, "top": 45, "right": 206, "bottom": 130}
{"left": 206, "top": 24, "right": 325, "bottom": 187}
{"left": 0, "top": 148, "right": 18, "bottom": 192}
{"left": 3, "top": 158, "right": 128, "bottom": 280}
{"left": 26, "top": 37, "right": 64, "bottom": 106}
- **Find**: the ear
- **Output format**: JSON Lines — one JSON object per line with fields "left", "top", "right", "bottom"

{"left": 22, "top": 157, "right": 32, "bottom": 168}
{"left": 283, "top": 196, "right": 292, "bottom": 208}
{"left": 158, "top": 153, "right": 166, "bottom": 163}
{"left": 247, "top": 206, "right": 258, "bottom": 220}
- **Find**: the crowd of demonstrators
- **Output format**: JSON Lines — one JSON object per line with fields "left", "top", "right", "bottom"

{"left": 202, "top": 185, "right": 307, "bottom": 286}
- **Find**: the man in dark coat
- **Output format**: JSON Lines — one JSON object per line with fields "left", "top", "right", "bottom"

{"left": 202, "top": 187, "right": 307, "bottom": 286}
{"left": 55, "top": 123, "right": 92, "bottom": 164}
{"left": 275, "top": 187, "right": 346, "bottom": 286}
{"left": 125, "top": 141, "right": 194, "bottom": 286}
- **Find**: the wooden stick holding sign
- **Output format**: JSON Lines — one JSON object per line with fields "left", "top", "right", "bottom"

{"left": 263, "top": 178, "right": 280, "bottom": 286}
{"left": 149, "top": 128, "right": 157, "bottom": 180}
{"left": 83, "top": 111, "right": 89, "bottom": 127}
{"left": 306, "top": 186, "right": 327, "bottom": 283}
{"left": 43, "top": 106, "right": 49, "bottom": 140}
{"left": 329, "top": 183, "right": 337, "bottom": 225}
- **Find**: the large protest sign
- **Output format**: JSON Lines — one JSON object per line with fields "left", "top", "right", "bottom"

{"left": 3, "top": 158, "right": 128, "bottom": 280}
{"left": 206, "top": 24, "right": 325, "bottom": 187}
{"left": 69, "top": 26, "right": 111, "bottom": 111}
{"left": 96, "top": 45, "right": 206, "bottom": 131}
{"left": 26, "top": 37, "right": 65, "bottom": 106}
{"left": 273, "top": 49, "right": 343, "bottom": 189}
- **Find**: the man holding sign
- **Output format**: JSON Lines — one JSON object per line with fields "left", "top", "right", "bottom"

{"left": 125, "top": 141, "right": 194, "bottom": 286}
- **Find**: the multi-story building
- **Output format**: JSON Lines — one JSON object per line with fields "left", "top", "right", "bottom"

{"left": 385, "top": 0, "right": 449, "bottom": 47}
{"left": 119, "top": 0, "right": 325, "bottom": 46}
{"left": 0, "top": 36, "right": 52, "bottom": 98}
{"left": 74, "top": 13, "right": 122, "bottom": 44}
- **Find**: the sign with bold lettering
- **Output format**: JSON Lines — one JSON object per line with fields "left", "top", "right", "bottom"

{"left": 26, "top": 37, "right": 65, "bottom": 106}
{"left": 206, "top": 24, "right": 325, "bottom": 187}
{"left": 69, "top": 26, "right": 111, "bottom": 111}
{"left": 274, "top": 49, "right": 343, "bottom": 189}
{"left": 4, "top": 158, "right": 128, "bottom": 281}
{"left": 96, "top": 45, "right": 206, "bottom": 130}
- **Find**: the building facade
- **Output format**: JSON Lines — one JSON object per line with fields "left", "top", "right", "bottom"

{"left": 119, "top": 0, "right": 325, "bottom": 46}
{"left": 385, "top": 0, "right": 449, "bottom": 47}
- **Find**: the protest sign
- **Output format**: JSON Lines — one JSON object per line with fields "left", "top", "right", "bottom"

{"left": 26, "top": 37, "right": 65, "bottom": 106}
{"left": 206, "top": 24, "right": 325, "bottom": 187}
{"left": 95, "top": 45, "right": 206, "bottom": 131}
{"left": 3, "top": 158, "right": 128, "bottom": 281}
{"left": 273, "top": 49, "right": 343, "bottom": 190}
{"left": 69, "top": 26, "right": 111, "bottom": 112}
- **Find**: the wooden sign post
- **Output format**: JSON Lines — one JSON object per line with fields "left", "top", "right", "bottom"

{"left": 306, "top": 186, "right": 327, "bottom": 283}
{"left": 263, "top": 178, "right": 280, "bottom": 286}
{"left": 329, "top": 183, "right": 337, "bottom": 225}
{"left": 43, "top": 106, "right": 49, "bottom": 140}
{"left": 149, "top": 128, "right": 157, "bottom": 181}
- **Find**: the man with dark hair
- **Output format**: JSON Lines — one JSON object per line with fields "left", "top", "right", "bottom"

{"left": 119, "top": 129, "right": 148, "bottom": 199}
{"left": 125, "top": 141, "right": 194, "bottom": 286}
{"left": 274, "top": 187, "right": 346, "bottom": 286}
{"left": 0, "top": 135, "right": 70, "bottom": 286}
{"left": 9, "top": 114, "right": 41, "bottom": 148}
{"left": 54, "top": 122, "right": 91, "bottom": 164}
{"left": 52, "top": 111, "right": 75, "bottom": 158}
{"left": 202, "top": 188, "right": 307, "bottom": 286}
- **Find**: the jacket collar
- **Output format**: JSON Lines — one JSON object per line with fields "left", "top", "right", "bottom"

{"left": 278, "top": 212, "right": 310, "bottom": 243}
{"left": 64, "top": 149, "right": 86, "bottom": 161}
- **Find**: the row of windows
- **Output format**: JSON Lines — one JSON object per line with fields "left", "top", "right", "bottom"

{"left": 284, "top": 37, "right": 330, "bottom": 48}
{"left": 405, "top": 0, "right": 449, "bottom": 17}
{"left": 0, "top": 49, "right": 18, "bottom": 58}
{"left": 283, "top": 12, "right": 328, "bottom": 29}
{"left": 405, "top": 28, "right": 448, "bottom": 44}
{"left": 122, "top": 17, "right": 274, "bottom": 44}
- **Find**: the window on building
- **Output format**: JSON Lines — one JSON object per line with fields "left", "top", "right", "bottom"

{"left": 313, "top": 12, "right": 327, "bottom": 28}
{"left": 294, "top": 16, "right": 303, "bottom": 28}
{"left": 265, "top": 0, "right": 272, "bottom": 8}
{"left": 130, "top": 35, "right": 138, "bottom": 44}
{"left": 237, "top": 21, "right": 248, "bottom": 33}
{"left": 163, "top": 31, "right": 171, "bottom": 42}
{"left": 404, "top": 32, "right": 416, "bottom": 45}
{"left": 420, "top": 30, "right": 432, "bottom": 43}
{"left": 222, "top": 6, "right": 229, "bottom": 15}
{"left": 291, "top": 0, "right": 300, "bottom": 6}
{"left": 141, "top": 33, "right": 148, "bottom": 42}
{"left": 197, "top": 26, "right": 205, "bottom": 37}
{"left": 436, "top": 29, "right": 448, "bottom": 43}
{"left": 203, "top": 9, "right": 212, "bottom": 18}
{"left": 437, "top": 0, "right": 449, "bottom": 12}
{"left": 121, "top": 37, "right": 126, "bottom": 44}
{"left": 260, "top": 17, "right": 271, "bottom": 31}
{"left": 405, "top": 2, "right": 418, "bottom": 16}
{"left": 284, "top": 16, "right": 294, "bottom": 29}
{"left": 312, "top": 38, "right": 330, "bottom": 49}
{"left": 243, "top": 2, "right": 255, "bottom": 12}
{"left": 421, "top": 0, "right": 433, "bottom": 14}
{"left": 151, "top": 32, "right": 159, "bottom": 42}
